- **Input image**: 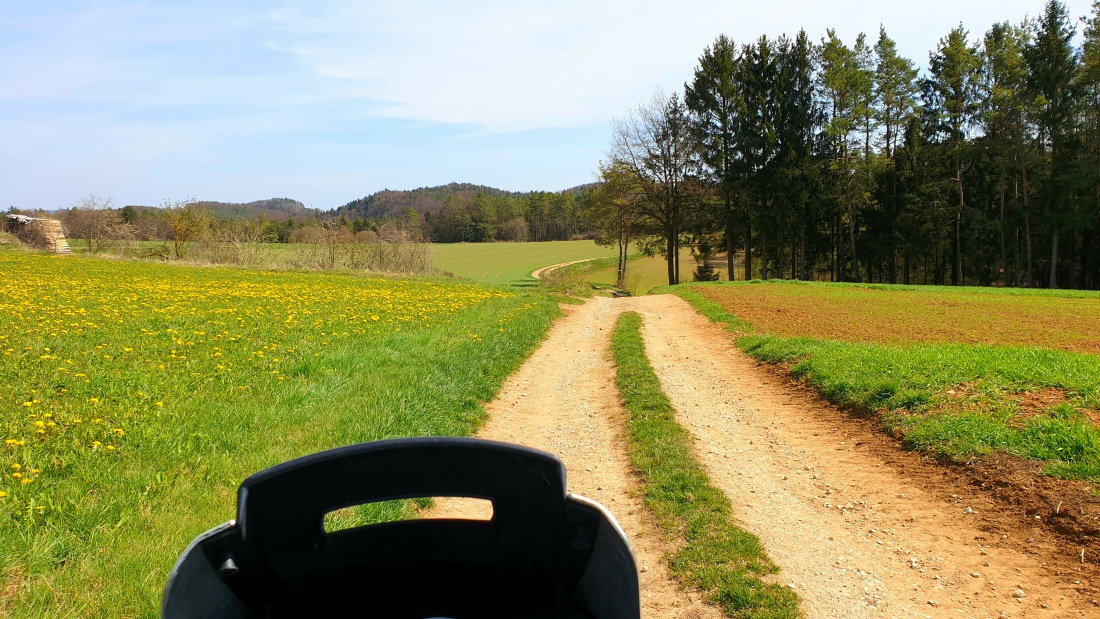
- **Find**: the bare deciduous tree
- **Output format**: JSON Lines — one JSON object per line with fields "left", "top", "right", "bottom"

{"left": 611, "top": 88, "right": 698, "bottom": 285}
{"left": 65, "top": 193, "right": 133, "bottom": 254}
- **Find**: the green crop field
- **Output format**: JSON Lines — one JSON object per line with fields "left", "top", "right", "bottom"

{"left": 0, "top": 248, "right": 558, "bottom": 617}
{"left": 676, "top": 281, "right": 1100, "bottom": 482}
{"left": 430, "top": 240, "right": 619, "bottom": 287}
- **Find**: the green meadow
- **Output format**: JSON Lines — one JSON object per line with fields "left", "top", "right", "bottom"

{"left": 0, "top": 248, "right": 559, "bottom": 617}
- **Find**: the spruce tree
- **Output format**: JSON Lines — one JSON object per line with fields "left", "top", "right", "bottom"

{"left": 1026, "top": 0, "right": 1079, "bottom": 287}
{"left": 929, "top": 25, "right": 981, "bottom": 285}
{"left": 685, "top": 35, "right": 743, "bottom": 280}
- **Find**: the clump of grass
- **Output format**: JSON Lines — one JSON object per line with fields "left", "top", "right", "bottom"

{"left": 610, "top": 312, "right": 800, "bottom": 619}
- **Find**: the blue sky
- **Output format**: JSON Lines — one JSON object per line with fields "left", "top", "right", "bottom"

{"left": 1, "top": 1, "right": 1094, "bottom": 211}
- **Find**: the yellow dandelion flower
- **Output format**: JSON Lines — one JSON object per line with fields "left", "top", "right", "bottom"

{"left": 11, "top": 464, "right": 20, "bottom": 470}
{"left": 0, "top": 491, "right": 7, "bottom": 498}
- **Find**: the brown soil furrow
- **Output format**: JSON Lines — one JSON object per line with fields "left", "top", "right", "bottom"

{"left": 433, "top": 297, "right": 720, "bottom": 619}
{"left": 621, "top": 294, "right": 1093, "bottom": 618}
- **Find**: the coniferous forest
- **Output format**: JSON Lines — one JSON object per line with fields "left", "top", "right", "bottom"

{"left": 590, "top": 0, "right": 1100, "bottom": 289}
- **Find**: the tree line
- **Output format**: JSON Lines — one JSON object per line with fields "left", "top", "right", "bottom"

{"left": 591, "top": 0, "right": 1100, "bottom": 289}
{"left": 423, "top": 190, "right": 593, "bottom": 243}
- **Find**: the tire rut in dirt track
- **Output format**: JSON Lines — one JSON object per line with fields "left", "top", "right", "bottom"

{"left": 622, "top": 294, "right": 1096, "bottom": 619}
{"left": 432, "top": 297, "right": 721, "bottom": 619}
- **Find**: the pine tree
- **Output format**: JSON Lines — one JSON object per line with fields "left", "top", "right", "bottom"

{"left": 873, "top": 27, "right": 919, "bottom": 283}
{"left": 1026, "top": 0, "right": 1079, "bottom": 287}
{"left": 1079, "top": 2, "right": 1100, "bottom": 288}
{"left": 929, "top": 25, "right": 981, "bottom": 285}
{"left": 982, "top": 21, "right": 1030, "bottom": 286}
{"left": 685, "top": 35, "right": 744, "bottom": 280}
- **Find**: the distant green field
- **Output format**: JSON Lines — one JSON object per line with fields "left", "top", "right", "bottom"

{"left": 67, "top": 239, "right": 619, "bottom": 289}
{"left": 675, "top": 281, "right": 1100, "bottom": 482}
{"left": 430, "top": 240, "right": 619, "bottom": 287}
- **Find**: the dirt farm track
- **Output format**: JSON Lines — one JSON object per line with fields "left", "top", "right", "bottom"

{"left": 436, "top": 295, "right": 1099, "bottom": 619}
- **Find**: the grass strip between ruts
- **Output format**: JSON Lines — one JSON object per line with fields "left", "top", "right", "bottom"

{"left": 609, "top": 311, "right": 801, "bottom": 619}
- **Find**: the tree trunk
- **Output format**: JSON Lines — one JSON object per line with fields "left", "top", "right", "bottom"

{"left": 955, "top": 159, "right": 964, "bottom": 286}
{"left": 760, "top": 227, "right": 769, "bottom": 280}
{"left": 1049, "top": 228, "right": 1059, "bottom": 289}
{"left": 798, "top": 235, "right": 807, "bottom": 280}
{"left": 744, "top": 219, "right": 753, "bottom": 280}
{"left": 725, "top": 193, "right": 735, "bottom": 281}
{"left": 1025, "top": 213, "right": 1034, "bottom": 288}
{"left": 777, "top": 230, "right": 786, "bottom": 280}
{"left": 830, "top": 216, "right": 838, "bottom": 282}
{"left": 999, "top": 177, "right": 1007, "bottom": 287}
{"left": 1023, "top": 158, "right": 1033, "bottom": 287}
{"left": 1083, "top": 229, "right": 1095, "bottom": 290}
{"left": 847, "top": 187, "right": 859, "bottom": 282}
{"left": 725, "top": 221, "right": 736, "bottom": 281}
{"left": 903, "top": 243, "right": 910, "bottom": 285}
{"left": 666, "top": 229, "right": 676, "bottom": 286}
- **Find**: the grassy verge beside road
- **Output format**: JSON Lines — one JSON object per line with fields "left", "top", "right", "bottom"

{"left": 611, "top": 311, "right": 801, "bottom": 619}
{"left": 674, "top": 281, "right": 1100, "bottom": 483}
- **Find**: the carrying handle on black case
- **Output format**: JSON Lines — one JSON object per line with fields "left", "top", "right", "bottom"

{"left": 236, "top": 437, "right": 568, "bottom": 567}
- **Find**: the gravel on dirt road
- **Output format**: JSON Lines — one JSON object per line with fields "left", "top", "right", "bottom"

{"left": 438, "top": 294, "right": 1096, "bottom": 618}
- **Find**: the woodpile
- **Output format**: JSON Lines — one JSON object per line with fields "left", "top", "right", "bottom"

{"left": 3, "top": 214, "right": 72, "bottom": 253}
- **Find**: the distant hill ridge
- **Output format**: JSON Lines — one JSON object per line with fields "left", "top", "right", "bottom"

{"left": 123, "top": 198, "right": 316, "bottom": 219}
{"left": 335, "top": 182, "right": 593, "bottom": 220}
{"left": 335, "top": 183, "right": 525, "bottom": 220}
{"left": 193, "top": 198, "right": 314, "bottom": 219}
{"left": 123, "top": 183, "right": 593, "bottom": 221}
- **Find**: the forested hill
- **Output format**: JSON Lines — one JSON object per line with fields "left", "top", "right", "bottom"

{"left": 190, "top": 198, "right": 315, "bottom": 219}
{"left": 335, "top": 183, "right": 529, "bottom": 219}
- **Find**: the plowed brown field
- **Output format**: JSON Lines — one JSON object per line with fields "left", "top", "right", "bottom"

{"left": 695, "top": 282, "right": 1100, "bottom": 353}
